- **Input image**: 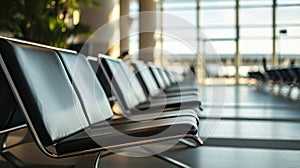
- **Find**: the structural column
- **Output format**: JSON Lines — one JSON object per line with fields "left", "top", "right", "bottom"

{"left": 196, "top": 0, "right": 205, "bottom": 84}
{"left": 120, "top": 0, "right": 130, "bottom": 56}
{"left": 80, "top": 0, "right": 120, "bottom": 57}
{"left": 139, "top": 0, "right": 156, "bottom": 62}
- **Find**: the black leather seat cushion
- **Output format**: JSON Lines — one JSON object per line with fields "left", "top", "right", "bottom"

{"left": 0, "top": 39, "right": 90, "bottom": 146}
{"left": 56, "top": 116, "right": 197, "bottom": 155}
{"left": 107, "top": 109, "right": 199, "bottom": 125}
{"left": 136, "top": 96, "right": 200, "bottom": 111}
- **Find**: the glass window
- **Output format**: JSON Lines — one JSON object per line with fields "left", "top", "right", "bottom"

{"left": 277, "top": 0, "right": 300, "bottom": 5}
{"left": 200, "top": 9, "right": 235, "bottom": 26}
{"left": 172, "top": 10, "right": 197, "bottom": 25}
{"left": 163, "top": 28, "right": 197, "bottom": 41}
{"left": 240, "top": 0, "right": 272, "bottom": 7}
{"left": 240, "top": 27, "right": 272, "bottom": 38}
{"left": 240, "top": 39, "right": 272, "bottom": 54}
{"left": 201, "top": 1, "right": 235, "bottom": 8}
{"left": 163, "top": 10, "right": 196, "bottom": 28}
{"left": 201, "top": 28, "right": 236, "bottom": 39}
{"left": 162, "top": 1, "right": 197, "bottom": 57}
{"left": 276, "top": 26, "right": 300, "bottom": 37}
{"left": 205, "top": 40, "right": 236, "bottom": 55}
{"left": 129, "top": 1, "right": 139, "bottom": 13}
{"left": 278, "top": 39, "right": 300, "bottom": 55}
{"left": 129, "top": 1, "right": 139, "bottom": 55}
{"left": 129, "top": 35, "right": 139, "bottom": 54}
{"left": 163, "top": 40, "right": 197, "bottom": 55}
{"left": 164, "top": 1, "right": 195, "bottom": 10}
{"left": 157, "top": 0, "right": 300, "bottom": 81}
{"left": 277, "top": 6, "right": 300, "bottom": 25}
{"left": 240, "top": 7, "right": 272, "bottom": 26}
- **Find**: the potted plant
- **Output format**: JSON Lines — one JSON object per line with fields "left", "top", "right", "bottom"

{"left": 0, "top": 0, "right": 98, "bottom": 48}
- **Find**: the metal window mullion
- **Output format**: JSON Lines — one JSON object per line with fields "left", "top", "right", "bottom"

{"left": 235, "top": 0, "right": 240, "bottom": 84}
{"left": 272, "top": 0, "right": 278, "bottom": 66}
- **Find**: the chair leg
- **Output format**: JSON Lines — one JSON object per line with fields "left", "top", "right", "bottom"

{"left": 141, "top": 146, "right": 191, "bottom": 168}
{"left": 183, "top": 134, "right": 204, "bottom": 147}
{"left": 91, "top": 136, "right": 201, "bottom": 168}
{"left": 179, "top": 139, "right": 198, "bottom": 148}
{"left": 1, "top": 151, "right": 74, "bottom": 168}
{"left": 152, "top": 154, "right": 191, "bottom": 168}
{"left": 1, "top": 151, "right": 28, "bottom": 168}
{"left": 0, "top": 134, "right": 73, "bottom": 168}
{"left": 287, "top": 86, "right": 293, "bottom": 97}
{"left": 94, "top": 152, "right": 102, "bottom": 168}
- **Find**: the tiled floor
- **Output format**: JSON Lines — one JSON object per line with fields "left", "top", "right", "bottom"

{"left": 1, "top": 85, "right": 300, "bottom": 168}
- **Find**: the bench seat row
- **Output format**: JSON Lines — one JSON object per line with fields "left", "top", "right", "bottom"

{"left": 0, "top": 37, "right": 203, "bottom": 167}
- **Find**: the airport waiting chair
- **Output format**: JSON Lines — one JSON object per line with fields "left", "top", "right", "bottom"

{"left": 278, "top": 68, "right": 294, "bottom": 87}
{"left": 131, "top": 60, "right": 198, "bottom": 99}
{"left": 0, "top": 37, "right": 202, "bottom": 168}
{"left": 291, "top": 67, "right": 300, "bottom": 88}
{"left": 158, "top": 68, "right": 198, "bottom": 91}
{"left": 267, "top": 69, "right": 283, "bottom": 85}
{"left": 248, "top": 71, "right": 267, "bottom": 83}
{"left": 120, "top": 61, "right": 201, "bottom": 113}
{"left": 89, "top": 55, "right": 201, "bottom": 118}
{"left": 148, "top": 64, "right": 198, "bottom": 94}
{"left": 163, "top": 69, "right": 197, "bottom": 88}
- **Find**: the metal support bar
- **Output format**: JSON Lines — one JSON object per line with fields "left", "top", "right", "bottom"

{"left": 179, "top": 138, "right": 198, "bottom": 148}
{"left": 141, "top": 146, "right": 191, "bottom": 168}
{"left": 0, "top": 134, "right": 73, "bottom": 168}
{"left": 0, "top": 134, "right": 8, "bottom": 153}
{"left": 2, "top": 129, "right": 34, "bottom": 152}
{"left": 1, "top": 151, "right": 74, "bottom": 168}
{"left": 94, "top": 152, "right": 102, "bottom": 168}
{"left": 153, "top": 154, "right": 191, "bottom": 168}
{"left": 184, "top": 134, "right": 204, "bottom": 147}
